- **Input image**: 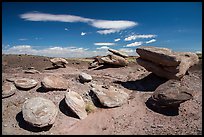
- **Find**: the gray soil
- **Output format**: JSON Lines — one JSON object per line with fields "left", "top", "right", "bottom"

{"left": 2, "top": 54, "right": 202, "bottom": 135}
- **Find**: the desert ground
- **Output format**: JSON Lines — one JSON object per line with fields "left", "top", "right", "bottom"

{"left": 2, "top": 54, "right": 202, "bottom": 135}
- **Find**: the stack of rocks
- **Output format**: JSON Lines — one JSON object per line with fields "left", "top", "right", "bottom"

{"left": 136, "top": 46, "right": 199, "bottom": 80}
{"left": 89, "top": 48, "right": 129, "bottom": 68}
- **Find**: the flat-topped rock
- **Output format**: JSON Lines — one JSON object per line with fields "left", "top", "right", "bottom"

{"left": 108, "top": 48, "right": 129, "bottom": 58}
{"left": 14, "top": 78, "right": 38, "bottom": 89}
{"left": 79, "top": 72, "right": 92, "bottom": 83}
{"left": 2, "top": 82, "right": 16, "bottom": 98}
{"left": 22, "top": 97, "right": 58, "bottom": 128}
{"left": 50, "top": 58, "right": 68, "bottom": 67}
{"left": 41, "top": 75, "right": 68, "bottom": 90}
{"left": 65, "top": 90, "right": 87, "bottom": 119}
{"left": 90, "top": 84, "right": 129, "bottom": 107}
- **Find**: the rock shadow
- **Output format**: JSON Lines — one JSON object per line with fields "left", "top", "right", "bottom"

{"left": 16, "top": 111, "right": 52, "bottom": 132}
{"left": 36, "top": 86, "right": 50, "bottom": 93}
{"left": 59, "top": 98, "right": 80, "bottom": 119}
{"left": 114, "top": 73, "right": 168, "bottom": 92}
{"left": 93, "top": 64, "right": 124, "bottom": 70}
{"left": 44, "top": 66, "right": 61, "bottom": 70}
{"left": 145, "top": 97, "right": 179, "bottom": 116}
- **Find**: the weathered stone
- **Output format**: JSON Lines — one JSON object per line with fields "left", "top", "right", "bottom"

{"left": 14, "top": 78, "right": 38, "bottom": 89}
{"left": 22, "top": 97, "right": 58, "bottom": 127}
{"left": 65, "top": 90, "right": 87, "bottom": 119}
{"left": 151, "top": 79, "right": 194, "bottom": 107}
{"left": 101, "top": 54, "right": 128, "bottom": 67}
{"left": 2, "top": 82, "right": 16, "bottom": 98}
{"left": 108, "top": 48, "right": 129, "bottom": 58}
{"left": 79, "top": 72, "right": 92, "bottom": 83}
{"left": 50, "top": 58, "right": 68, "bottom": 67}
{"left": 41, "top": 75, "right": 68, "bottom": 90}
{"left": 90, "top": 84, "right": 129, "bottom": 107}
{"left": 136, "top": 46, "right": 181, "bottom": 66}
{"left": 24, "top": 69, "right": 40, "bottom": 74}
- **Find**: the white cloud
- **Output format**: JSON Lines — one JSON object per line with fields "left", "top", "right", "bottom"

{"left": 19, "top": 38, "right": 28, "bottom": 41}
{"left": 81, "top": 32, "right": 86, "bottom": 36}
{"left": 114, "top": 38, "right": 121, "bottom": 42}
{"left": 20, "top": 12, "right": 138, "bottom": 35}
{"left": 118, "top": 48, "right": 136, "bottom": 56}
{"left": 94, "top": 43, "right": 115, "bottom": 46}
{"left": 195, "top": 51, "right": 202, "bottom": 54}
{"left": 146, "top": 39, "right": 156, "bottom": 44}
{"left": 65, "top": 28, "right": 68, "bottom": 31}
{"left": 125, "top": 41, "right": 143, "bottom": 47}
{"left": 96, "top": 46, "right": 109, "bottom": 50}
{"left": 124, "top": 34, "right": 156, "bottom": 41}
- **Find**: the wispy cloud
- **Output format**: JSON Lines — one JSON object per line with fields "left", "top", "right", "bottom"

{"left": 96, "top": 46, "right": 109, "bottom": 50}
{"left": 125, "top": 41, "right": 143, "bottom": 47}
{"left": 65, "top": 28, "right": 68, "bottom": 31}
{"left": 81, "top": 32, "right": 86, "bottom": 36}
{"left": 94, "top": 42, "right": 115, "bottom": 46}
{"left": 118, "top": 48, "right": 136, "bottom": 56}
{"left": 145, "top": 39, "right": 156, "bottom": 44}
{"left": 124, "top": 34, "right": 156, "bottom": 41}
{"left": 20, "top": 12, "right": 138, "bottom": 35}
{"left": 114, "top": 38, "right": 121, "bottom": 42}
{"left": 19, "top": 38, "right": 28, "bottom": 41}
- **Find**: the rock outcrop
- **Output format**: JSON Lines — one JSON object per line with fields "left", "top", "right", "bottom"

{"left": 136, "top": 46, "right": 199, "bottom": 80}
{"left": 22, "top": 97, "right": 58, "bottom": 128}
{"left": 50, "top": 58, "right": 68, "bottom": 68}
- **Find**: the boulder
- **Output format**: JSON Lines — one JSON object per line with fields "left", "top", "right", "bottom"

{"left": 14, "top": 78, "right": 38, "bottom": 89}
{"left": 101, "top": 54, "right": 128, "bottom": 67}
{"left": 108, "top": 48, "right": 129, "bottom": 58}
{"left": 90, "top": 84, "right": 129, "bottom": 107}
{"left": 65, "top": 90, "right": 87, "bottom": 119}
{"left": 41, "top": 75, "right": 68, "bottom": 90}
{"left": 50, "top": 58, "right": 68, "bottom": 67}
{"left": 136, "top": 46, "right": 180, "bottom": 66}
{"left": 2, "top": 82, "right": 16, "bottom": 98}
{"left": 79, "top": 72, "right": 92, "bottom": 83}
{"left": 22, "top": 97, "right": 58, "bottom": 128}
{"left": 151, "top": 79, "right": 194, "bottom": 107}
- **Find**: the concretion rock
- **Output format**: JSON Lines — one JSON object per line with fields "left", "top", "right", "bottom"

{"left": 50, "top": 58, "right": 68, "bottom": 67}
{"left": 108, "top": 48, "right": 129, "bottom": 58}
{"left": 2, "top": 82, "right": 16, "bottom": 98}
{"left": 14, "top": 78, "right": 38, "bottom": 89}
{"left": 79, "top": 72, "right": 92, "bottom": 83}
{"left": 90, "top": 84, "right": 129, "bottom": 107}
{"left": 41, "top": 75, "right": 68, "bottom": 90}
{"left": 65, "top": 90, "right": 87, "bottom": 119}
{"left": 101, "top": 54, "right": 128, "bottom": 67}
{"left": 22, "top": 97, "right": 58, "bottom": 127}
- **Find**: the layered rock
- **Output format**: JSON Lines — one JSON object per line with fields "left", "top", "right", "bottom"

{"left": 22, "top": 97, "right": 58, "bottom": 128}
{"left": 50, "top": 58, "right": 68, "bottom": 68}
{"left": 65, "top": 90, "right": 87, "bottom": 119}
{"left": 90, "top": 84, "right": 129, "bottom": 107}
{"left": 108, "top": 48, "right": 129, "bottom": 58}
{"left": 14, "top": 78, "right": 38, "bottom": 89}
{"left": 2, "top": 82, "right": 16, "bottom": 98}
{"left": 136, "top": 46, "right": 199, "bottom": 80}
{"left": 41, "top": 75, "right": 68, "bottom": 90}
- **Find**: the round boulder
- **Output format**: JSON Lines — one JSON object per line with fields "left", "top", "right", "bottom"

{"left": 14, "top": 78, "right": 38, "bottom": 89}
{"left": 2, "top": 82, "right": 16, "bottom": 98}
{"left": 79, "top": 72, "right": 92, "bottom": 83}
{"left": 22, "top": 97, "right": 58, "bottom": 128}
{"left": 50, "top": 58, "right": 68, "bottom": 67}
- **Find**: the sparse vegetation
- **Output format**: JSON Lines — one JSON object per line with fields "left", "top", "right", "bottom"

{"left": 85, "top": 102, "right": 96, "bottom": 114}
{"left": 196, "top": 53, "right": 202, "bottom": 59}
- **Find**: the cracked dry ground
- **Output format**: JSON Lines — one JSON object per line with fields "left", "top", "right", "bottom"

{"left": 2, "top": 54, "right": 202, "bottom": 135}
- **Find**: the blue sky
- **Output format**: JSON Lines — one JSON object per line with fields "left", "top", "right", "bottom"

{"left": 2, "top": 2, "right": 202, "bottom": 58}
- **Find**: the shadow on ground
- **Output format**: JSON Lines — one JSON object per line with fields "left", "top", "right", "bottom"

{"left": 114, "top": 73, "right": 168, "bottom": 92}
{"left": 16, "top": 111, "right": 52, "bottom": 132}
{"left": 93, "top": 64, "right": 125, "bottom": 70}
{"left": 59, "top": 98, "right": 80, "bottom": 119}
{"left": 145, "top": 97, "right": 179, "bottom": 116}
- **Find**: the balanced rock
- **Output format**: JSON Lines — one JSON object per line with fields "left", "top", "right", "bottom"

{"left": 90, "top": 84, "right": 129, "bottom": 107}
{"left": 65, "top": 90, "right": 87, "bottom": 119}
{"left": 151, "top": 79, "right": 194, "bottom": 108}
{"left": 22, "top": 97, "right": 58, "bottom": 127}
{"left": 14, "top": 78, "right": 38, "bottom": 89}
{"left": 41, "top": 75, "right": 68, "bottom": 90}
{"left": 108, "top": 48, "right": 129, "bottom": 58}
{"left": 50, "top": 57, "right": 68, "bottom": 67}
{"left": 79, "top": 72, "right": 92, "bottom": 83}
{"left": 2, "top": 82, "right": 16, "bottom": 98}
{"left": 101, "top": 54, "right": 128, "bottom": 67}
